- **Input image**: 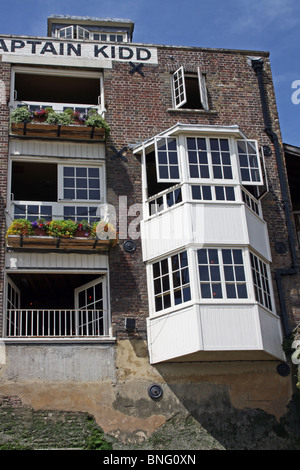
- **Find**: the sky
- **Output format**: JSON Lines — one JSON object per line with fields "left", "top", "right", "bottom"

{"left": 0, "top": 0, "right": 300, "bottom": 147}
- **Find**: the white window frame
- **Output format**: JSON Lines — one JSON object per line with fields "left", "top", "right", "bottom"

{"left": 76, "top": 26, "right": 90, "bottom": 40}
{"left": 236, "top": 139, "right": 264, "bottom": 185}
{"left": 57, "top": 25, "right": 74, "bottom": 39}
{"left": 151, "top": 250, "right": 191, "bottom": 313}
{"left": 172, "top": 66, "right": 209, "bottom": 110}
{"left": 186, "top": 136, "right": 235, "bottom": 182}
{"left": 58, "top": 164, "right": 103, "bottom": 203}
{"left": 197, "top": 247, "right": 248, "bottom": 301}
{"left": 155, "top": 136, "right": 181, "bottom": 183}
{"left": 249, "top": 252, "right": 273, "bottom": 311}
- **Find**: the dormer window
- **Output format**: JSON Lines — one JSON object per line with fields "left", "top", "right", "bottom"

{"left": 56, "top": 25, "right": 126, "bottom": 42}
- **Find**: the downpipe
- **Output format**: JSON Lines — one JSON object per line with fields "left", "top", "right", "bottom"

{"left": 251, "top": 58, "right": 299, "bottom": 337}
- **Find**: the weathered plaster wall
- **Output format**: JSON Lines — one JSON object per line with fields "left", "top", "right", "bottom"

{"left": 0, "top": 340, "right": 299, "bottom": 449}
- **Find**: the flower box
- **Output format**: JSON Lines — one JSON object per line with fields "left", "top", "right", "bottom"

{"left": 11, "top": 122, "right": 105, "bottom": 141}
{"left": 6, "top": 234, "right": 111, "bottom": 251}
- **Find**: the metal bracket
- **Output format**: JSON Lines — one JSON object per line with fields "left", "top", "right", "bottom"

{"left": 110, "top": 145, "right": 128, "bottom": 162}
{"left": 129, "top": 62, "right": 144, "bottom": 77}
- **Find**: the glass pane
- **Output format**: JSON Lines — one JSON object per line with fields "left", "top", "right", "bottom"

{"left": 88, "top": 168, "right": 99, "bottom": 177}
{"left": 201, "top": 284, "right": 211, "bottom": 298}
{"left": 212, "top": 283, "right": 222, "bottom": 298}
{"left": 154, "top": 279, "right": 161, "bottom": 294}
{"left": 64, "top": 167, "right": 74, "bottom": 176}
{"left": 198, "top": 249, "right": 207, "bottom": 264}
{"left": 210, "top": 265, "right": 220, "bottom": 281}
{"left": 183, "top": 286, "right": 191, "bottom": 302}
{"left": 202, "top": 186, "right": 212, "bottom": 200}
{"left": 76, "top": 189, "right": 88, "bottom": 199}
{"left": 237, "top": 284, "right": 247, "bottom": 298}
{"left": 226, "top": 284, "right": 236, "bottom": 298}
{"left": 192, "top": 186, "right": 201, "bottom": 199}
{"left": 76, "top": 168, "right": 87, "bottom": 177}
{"left": 199, "top": 266, "right": 209, "bottom": 281}
{"left": 174, "top": 289, "right": 182, "bottom": 305}
{"left": 224, "top": 266, "right": 234, "bottom": 281}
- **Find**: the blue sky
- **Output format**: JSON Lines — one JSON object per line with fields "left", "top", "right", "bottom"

{"left": 0, "top": 0, "right": 299, "bottom": 146}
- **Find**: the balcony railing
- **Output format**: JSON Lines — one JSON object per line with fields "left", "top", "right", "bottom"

{"left": 145, "top": 183, "right": 262, "bottom": 219}
{"left": 5, "top": 309, "right": 109, "bottom": 338}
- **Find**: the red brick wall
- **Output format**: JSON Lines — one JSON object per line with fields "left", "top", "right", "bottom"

{"left": 103, "top": 47, "right": 300, "bottom": 337}
{"left": 0, "top": 62, "right": 10, "bottom": 337}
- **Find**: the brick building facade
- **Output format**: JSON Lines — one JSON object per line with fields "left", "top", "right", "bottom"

{"left": 0, "top": 15, "right": 299, "bottom": 450}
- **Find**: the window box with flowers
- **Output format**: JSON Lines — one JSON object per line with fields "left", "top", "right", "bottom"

{"left": 10, "top": 107, "right": 110, "bottom": 141}
{"left": 6, "top": 218, "right": 117, "bottom": 251}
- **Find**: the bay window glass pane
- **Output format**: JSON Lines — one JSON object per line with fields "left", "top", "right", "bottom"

{"left": 152, "top": 251, "right": 190, "bottom": 312}
{"left": 156, "top": 137, "right": 179, "bottom": 181}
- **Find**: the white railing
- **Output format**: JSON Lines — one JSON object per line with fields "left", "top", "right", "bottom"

{"left": 10, "top": 201, "right": 102, "bottom": 225}
{"left": 147, "top": 183, "right": 183, "bottom": 217}
{"left": 241, "top": 187, "right": 261, "bottom": 217}
{"left": 13, "top": 100, "right": 103, "bottom": 116}
{"left": 5, "top": 309, "right": 109, "bottom": 338}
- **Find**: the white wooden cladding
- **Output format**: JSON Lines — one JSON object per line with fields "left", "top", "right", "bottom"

{"left": 6, "top": 251, "right": 108, "bottom": 271}
{"left": 147, "top": 303, "right": 285, "bottom": 364}
{"left": 142, "top": 202, "right": 271, "bottom": 262}
{"left": 10, "top": 139, "right": 105, "bottom": 160}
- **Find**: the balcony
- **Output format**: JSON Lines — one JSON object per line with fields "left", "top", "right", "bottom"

{"left": 10, "top": 105, "right": 110, "bottom": 142}
{"left": 142, "top": 183, "right": 271, "bottom": 262}
{"left": 5, "top": 273, "right": 110, "bottom": 340}
{"left": 5, "top": 309, "right": 109, "bottom": 338}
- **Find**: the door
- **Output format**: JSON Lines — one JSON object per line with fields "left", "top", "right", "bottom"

{"left": 6, "top": 277, "right": 21, "bottom": 336}
{"left": 74, "top": 276, "right": 108, "bottom": 336}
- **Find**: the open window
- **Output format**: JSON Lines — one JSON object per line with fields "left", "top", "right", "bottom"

{"left": 172, "top": 66, "right": 209, "bottom": 110}
{"left": 237, "top": 140, "right": 263, "bottom": 185}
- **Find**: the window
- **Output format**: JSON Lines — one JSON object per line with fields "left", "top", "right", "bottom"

{"left": 155, "top": 137, "right": 180, "bottom": 182}
{"left": 191, "top": 185, "right": 235, "bottom": 201}
{"left": 152, "top": 251, "right": 191, "bottom": 312}
{"left": 237, "top": 140, "right": 262, "bottom": 185}
{"left": 58, "top": 26, "right": 74, "bottom": 39}
{"left": 250, "top": 253, "right": 272, "bottom": 310}
{"left": 197, "top": 248, "right": 247, "bottom": 299}
{"left": 63, "top": 206, "right": 99, "bottom": 223}
{"left": 187, "top": 137, "right": 233, "bottom": 180}
{"left": 77, "top": 26, "right": 90, "bottom": 40}
{"left": 14, "top": 204, "right": 52, "bottom": 221}
{"left": 61, "top": 166, "right": 101, "bottom": 201}
{"left": 172, "top": 66, "right": 208, "bottom": 110}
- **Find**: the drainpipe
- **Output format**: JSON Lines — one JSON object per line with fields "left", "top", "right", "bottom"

{"left": 251, "top": 58, "right": 299, "bottom": 337}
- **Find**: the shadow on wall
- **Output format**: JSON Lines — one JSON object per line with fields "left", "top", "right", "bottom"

{"left": 153, "top": 362, "right": 300, "bottom": 450}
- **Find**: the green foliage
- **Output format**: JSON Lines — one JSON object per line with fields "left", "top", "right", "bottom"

{"left": 85, "top": 109, "right": 111, "bottom": 136}
{"left": 46, "top": 111, "right": 73, "bottom": 125}
{"left": 47, "top": 219, "right": 78, "bottom": 238}
{"left": 84, "top": 416, "right": 113, "bottom": 450}
{"left": 10, "top": 106, "right": 32, "bottom": 123}
{"left": 6, "top": 219, "right": 33, "bottom": 236}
